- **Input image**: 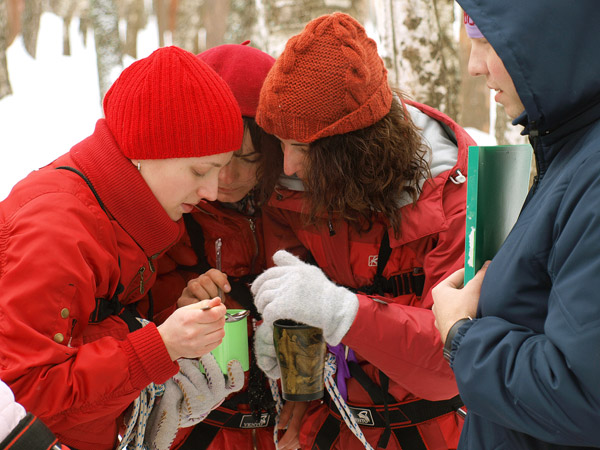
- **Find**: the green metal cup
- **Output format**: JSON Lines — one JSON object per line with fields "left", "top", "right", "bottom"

{"left": 273, "top": 319, "right": 326, "bottom": 401}
{"left": 204, "top": 309, "right": 249, "bottom": 374}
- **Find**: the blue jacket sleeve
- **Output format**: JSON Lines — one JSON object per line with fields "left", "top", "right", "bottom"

{"left": 449, "top": 155, "right": 600, "bottom": 447}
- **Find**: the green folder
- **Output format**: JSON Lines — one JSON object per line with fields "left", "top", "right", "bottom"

{"left": 464, "top": 145, "right": 533, "bottom": 284}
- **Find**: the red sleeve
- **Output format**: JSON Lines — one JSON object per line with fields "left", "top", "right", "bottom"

{"left": 0, "top": 195, "right": 178, "bottom": 435}
{"left": 343, "top": 182, "right": 466, "bottom": 401}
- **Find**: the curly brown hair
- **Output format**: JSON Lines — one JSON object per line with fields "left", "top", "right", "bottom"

{"left": 244, "top": 117, "right": 283, "bottom": 205}
{"left": 264, "top": 92, "right": 431, "bottom": 235}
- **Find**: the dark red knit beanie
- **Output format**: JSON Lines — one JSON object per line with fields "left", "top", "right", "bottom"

{"left": 256, "top": 12, "right": 392, "bottom": 143}
{"left": 198, "top": 42, "right": 275, "bottom": 118}
{"left": 103, "top": 46, "right": 243, "bottom": 159}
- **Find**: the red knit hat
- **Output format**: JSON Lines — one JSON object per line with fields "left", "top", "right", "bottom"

{"left": 256, "top": 13, "right": 392, "bottom": 143}
{"left": 103, "top": 46, "right": 243, "bottom": 159}
{"left": 198, "top": 42, "right": 275, "bottom": 118}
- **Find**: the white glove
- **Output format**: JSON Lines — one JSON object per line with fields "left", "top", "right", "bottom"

{"left": 254, "top": 322, "right": 281, "bottom": 379}
{"left": 252, "top": 250, "right": 359, "bottom": 345}
{"left": 145, "top": 355, "right": 244, "bottom": 450}
{"left": 0, "top": 379, "right": 27, "bottom": 443}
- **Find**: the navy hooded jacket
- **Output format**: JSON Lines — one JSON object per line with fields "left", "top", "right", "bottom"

{"left": 449, "top": 1, "right": 600, "bottom": 448}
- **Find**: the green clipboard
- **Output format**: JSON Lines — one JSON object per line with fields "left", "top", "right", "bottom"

{"left": 464, "top": 145, "right": 533, "bottom": 284}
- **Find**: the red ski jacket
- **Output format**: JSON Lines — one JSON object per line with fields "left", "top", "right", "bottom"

{"left": 150, "top": 200, "right": 276, "bottom": 450}
{"left": 0, "top": 120, "right": 180, "bottom": 450}
{"left": 261, "top": 101, "right": 474, "bottom": 449}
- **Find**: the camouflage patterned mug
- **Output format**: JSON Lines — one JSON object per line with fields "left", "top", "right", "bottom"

{"left": 273, "top": 319, "right": 326, "bottom": 401}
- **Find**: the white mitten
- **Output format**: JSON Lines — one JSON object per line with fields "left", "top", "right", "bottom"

{"left": 145, "top": 355, "right": 244, "bottom": 450}
{"left": 0, "top": 379, "right": 26, "bottom": 442}
{"left": 254, "top": 322, "right": 281, "bottom": 379}
{"left": 251, "top": 250, "right": 359, "bottom": 345}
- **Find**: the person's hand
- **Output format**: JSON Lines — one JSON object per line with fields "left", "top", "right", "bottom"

{"left": 432, "top": 262, "right": 489, "bottom": 343}
{"left": 277, "top": 401, "right": 310, "bottom": 450}
{"left": 251, "top": 250, "right": 358, "bottom": 345}
{"left": 145, "top": 355, "right": 244, "bottom": 450}
{"left": 158, "top": 298, "right": 226, "bottom": 360}
{"left": 177, "top": 269, "right": 231, "bottom": 308}
{"left": 253, "top": 322, "right": 280, "bottom": 379}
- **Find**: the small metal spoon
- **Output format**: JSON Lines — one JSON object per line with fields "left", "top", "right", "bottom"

{"left": 215, "top": 238, "right": 223, "bottom": 299}
{"left": 200, "top": 305, "right": 250, "bottom": 323}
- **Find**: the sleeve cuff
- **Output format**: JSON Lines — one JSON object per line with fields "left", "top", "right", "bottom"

{"left": 443, "top": 318, "right": 473, "bottom": 362}
{"left": 122, "top": 323, "right": 179, "bottom": 387}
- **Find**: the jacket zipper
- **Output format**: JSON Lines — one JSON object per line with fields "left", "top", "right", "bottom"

{"left": 523, "top": 122, "right": 543, "bottom": 207}
{"left": 248, "top": 218, "right": 259, "bottom": 273}
{"left": 137, "top": 258, "right": 156, "bottom": 295}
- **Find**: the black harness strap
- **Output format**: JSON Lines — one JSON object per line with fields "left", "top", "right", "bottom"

{"left": 313, "top": 414, "right": 341, "bottom": 450}
{"left": 55, "top": 166, "right": 146, "bottom": 333}
{"left": 354, "top": 229, "right": 425, "bottom": 298}
{"left": 90, "top": 285, "right": 143, "bottom": 332}
{"left": 0, "top": 413, "right": 59, "bottom": 450}
{"left": 379, "top": 371, "right": 392, "bottom": 448}
{"left": 315, "top": 361, "right": 462, "bottom": 449}
{"left": 178, "top": 421, "right": 220, "bottom": 450}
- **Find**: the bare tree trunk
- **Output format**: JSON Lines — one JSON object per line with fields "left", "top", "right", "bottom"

{"left": 173, "top": 0, "right": 202, "bottom": 53}
{"left": 90, "top": 0, "right": 122, "bottom": 101}
{"left": 6, "top": 0, "right": 23, "bottom": 47}
{"left": 49, "top": 0, "right": 84, "bottom": 56}
{"left": 153, "top": 0, "right": 168, "bottom": 47}
{"left": 226, "top": 0, "right": 255, "bottom": 46}
{"left": 200, "top": 0, "right": 229, "bottom": 51}
{"left": 256, "top": 0, "right": 368, "bottom": 57}
{"left": 373, "top": 0, "right": 460, "bottom": 118}
{"left": 120, "top": 0, "right": 147, "bottom": 58}
{"left": 0, "top": 0, "right": 13, "bottom": 99}
{"left": 21, "top": 0, "right": 42, "bottom": 58}
{"left": 79, "top": 5, "right": 91, "bottom": 48}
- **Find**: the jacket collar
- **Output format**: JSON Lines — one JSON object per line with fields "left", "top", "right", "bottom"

{"left": 69, "top": 120, "right": 183, "bottom": 258}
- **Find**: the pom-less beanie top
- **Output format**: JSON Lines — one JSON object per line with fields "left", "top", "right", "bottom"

{"left": 103, "top": 46, "right": 243, "bottom": 159}
{"left": 256, "top": 12, "right": 393, "bottom": 143}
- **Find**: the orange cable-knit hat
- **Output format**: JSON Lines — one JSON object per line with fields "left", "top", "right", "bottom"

{"left": 103, "top": 46, "right": 243, "bottom": 159}
{"left": 256, "top": 12, "right": 392, "bottom": 143}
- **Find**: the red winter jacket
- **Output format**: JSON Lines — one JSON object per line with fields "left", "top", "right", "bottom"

{"left": 0, "top": 120, "right": 180, "bottom": 450}
{"left": 150, "top": 200, "right": 277, "bottom": 450}
{"left": 261, "top": 101, "right": 474, "bottom": 450}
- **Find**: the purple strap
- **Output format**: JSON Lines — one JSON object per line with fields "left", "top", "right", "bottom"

{"left": 327, "top": 344, "right": 357, "bottom": 401}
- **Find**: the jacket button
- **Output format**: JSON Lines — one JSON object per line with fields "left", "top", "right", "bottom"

{"left": 60, "top": 308, "right": 70, "bottom": 319}
{"left": 54, "top": 333, "right": 64, "bottom": 343}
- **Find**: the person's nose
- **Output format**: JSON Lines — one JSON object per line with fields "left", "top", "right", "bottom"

{"left": 199, "top": 175, "right": 219, "bottom": 202}
{"left": 282, "top": 145, "right": 303, "bottom": 177}
{"left": 218, "top": 160, "right": 236, "bottom": 186}
{"left": 467, "top": 44, "right": 487, "bottom": 78}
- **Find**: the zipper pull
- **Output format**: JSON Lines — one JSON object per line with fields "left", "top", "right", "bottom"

{"left": 449, "top": 169, "right": 466, "bottom": 184}
{"left": 248, "top": 218, "right": 259, "bottom": 273}
{"left": 67, "top": 318, "right": 78, "bottom": 348}
{"left": 139, "top": 266, "right": 146, "bottom": 294}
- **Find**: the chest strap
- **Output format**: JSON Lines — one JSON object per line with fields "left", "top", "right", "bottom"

{"left": 89, "top": 278, "right": 145, "bottom": 332}
{"left": 355, "top": 230, "right": 425, "bottom": 298}
{"left": 55, "top": 166, "right": 147, "bottom": 333}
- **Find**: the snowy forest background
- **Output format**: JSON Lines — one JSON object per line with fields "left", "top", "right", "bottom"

{"left": 0, "top": 0, "right": 527, "bottom": 201}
